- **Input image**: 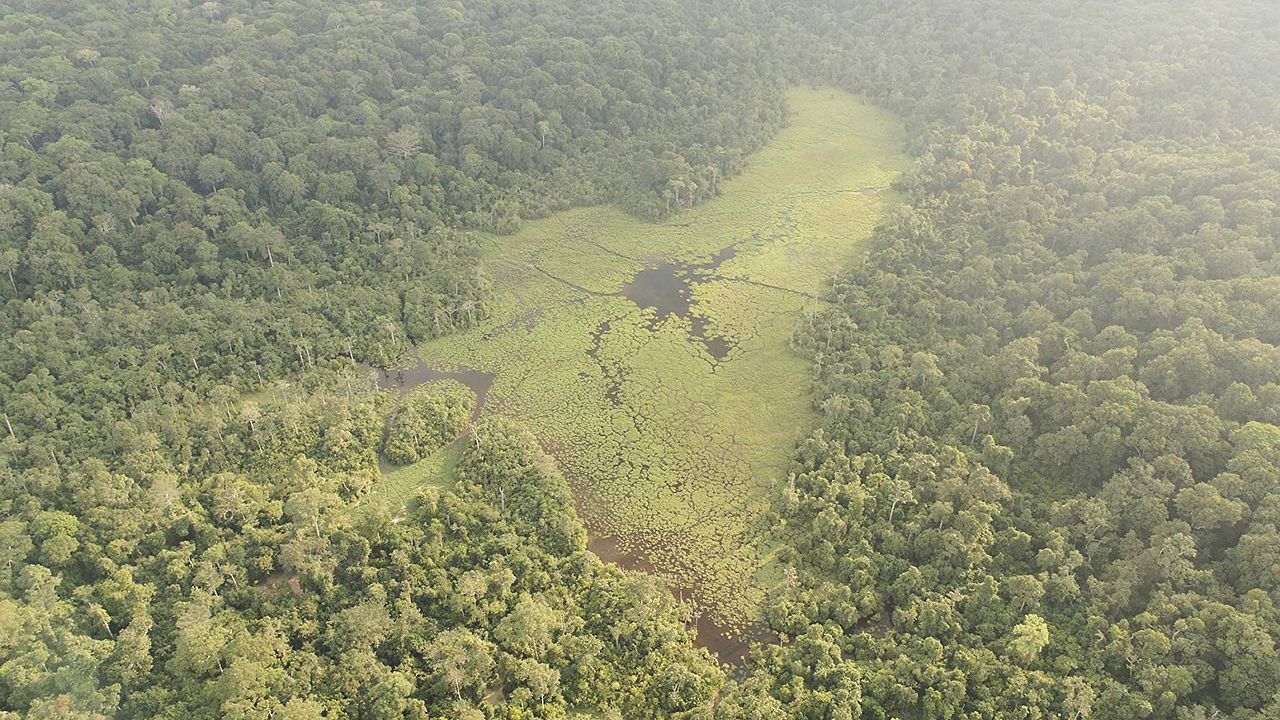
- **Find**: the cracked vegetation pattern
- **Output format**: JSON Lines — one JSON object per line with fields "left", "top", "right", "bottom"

{"left": 405, "top": 89, "right": 908, "bottom": 632}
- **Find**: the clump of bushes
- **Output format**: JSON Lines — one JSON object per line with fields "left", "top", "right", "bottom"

{"left": 382, "top": 380, "right": 477, "bottom": 464}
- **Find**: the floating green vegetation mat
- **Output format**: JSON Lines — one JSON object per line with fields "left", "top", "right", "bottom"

{"left": 396, "top": 88, "right": 908, "bottom": 634}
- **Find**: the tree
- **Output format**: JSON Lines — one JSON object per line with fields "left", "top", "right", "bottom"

{"left": 426, "top": 628, "right": 494, "bottom": 700}
{"left": 196, "top": 155, "right": 237, "bottom": 192}
{"left": 886, "top": 476, "right": 916, "bottom": 525}
{"left": 1008, "top": 614, "right": 1050, "bottom": 666}
{"left": 382, "top": 381, "right": 475, "bottom": 464}
{"left": 168, "top": 592, "right": 230, "bottom": 678}
{"left": 385, "top": 128, "right": 422, "bottom": 160}
{"left": 0, "top": 248, "right": 17, "bottom": 292}
{"left": 495, "top": 594, "right": 564, "bottom": 660}
{"left": 512, "top": 658, "right": 560, "bottom": 710}
{"left": 0, "top": 519, "right": 32, "bottom": 590}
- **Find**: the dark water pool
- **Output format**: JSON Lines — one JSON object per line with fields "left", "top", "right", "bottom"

{"left": 618, "top": 244, "right": 739, "bottom": 361}
{"left": 373, "top": 363, "right": 495, "bottom": 419}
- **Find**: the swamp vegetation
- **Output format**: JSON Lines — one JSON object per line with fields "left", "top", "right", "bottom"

{"left": 383, "top": 88, "right": 907, "bottom": 639}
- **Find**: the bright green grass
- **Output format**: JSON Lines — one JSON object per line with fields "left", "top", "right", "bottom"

{"left": 394, "top": 88, "right": 908, "bottom": 630}
{"left": 364, "top": 440, "right": 464, "bottom": 511}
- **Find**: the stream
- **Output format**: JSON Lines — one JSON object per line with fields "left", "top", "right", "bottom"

{"left": 374, "top": 364, "right": 495, "bottom": 418}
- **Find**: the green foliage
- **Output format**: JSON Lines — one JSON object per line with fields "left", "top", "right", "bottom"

{"left": 382, "top": 380, "right": 475, "bottom": 465}
{"left": 719, "top": 1, "right": 1280, "bottom": 717}
{"left": 407, "top": 89, "right": 906, "bottom": 630}
{"left": 0, "top": 384, "right": 719, "bottom": 718}
{"left": 0, "top": 0, "right": 785, "bottom": 468}
{"left": 1007, "top": 614, "right": 1050, "bottom": 667}
{"left": 6, "top": 0, "right": 1280, "bottom": 717}
{"left": 1, "top": 0, "right": 782, "bottom": 711}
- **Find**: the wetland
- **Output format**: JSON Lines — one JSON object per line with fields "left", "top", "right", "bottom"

{"left": 369, "top": 87, "right": 909, "bottom": 658}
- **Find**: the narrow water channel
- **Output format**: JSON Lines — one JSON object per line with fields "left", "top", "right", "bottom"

{"left": 373, "top": 363, "right": 495, "bottom": 420}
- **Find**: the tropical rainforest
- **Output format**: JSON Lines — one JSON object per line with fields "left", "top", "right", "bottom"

{"left": 3, "top": 0, "right": 1280, "bottom": 719}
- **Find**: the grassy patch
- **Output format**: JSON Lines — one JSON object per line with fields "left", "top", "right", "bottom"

{"left": 361, "top": 441, "right": 465, "bottom": 513}
{"left": 391, "top": 88, "right": 908, "bottom": 630}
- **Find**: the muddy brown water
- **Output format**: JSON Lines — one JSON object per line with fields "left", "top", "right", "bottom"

{"left": 374, "top": 364, "right": 495, "bottom": 419}
{"left": 586, "top": 534, "right": 775, "bottom": 667}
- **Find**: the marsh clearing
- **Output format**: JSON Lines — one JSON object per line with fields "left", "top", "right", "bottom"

{"left": 371, "top": 88, "right": 908, "bottom": 657}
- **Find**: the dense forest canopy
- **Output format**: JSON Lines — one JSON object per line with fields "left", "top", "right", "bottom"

{"left": 0, "top": 0, "right": 785, "bottom": 467}
{"left": 4, "top": 0, "right": 1280, "bottom": 718}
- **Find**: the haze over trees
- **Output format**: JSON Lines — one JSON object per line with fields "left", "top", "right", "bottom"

{"left": 4, "top": 0, "right": 1280, "bottom": 718}
{"left": 722, "top": 2, "right": 1280, "bottom": 718}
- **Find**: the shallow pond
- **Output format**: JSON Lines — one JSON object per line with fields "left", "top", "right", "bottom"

{"left": 619, "top": 244, "right": 739, "bottom": 362}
